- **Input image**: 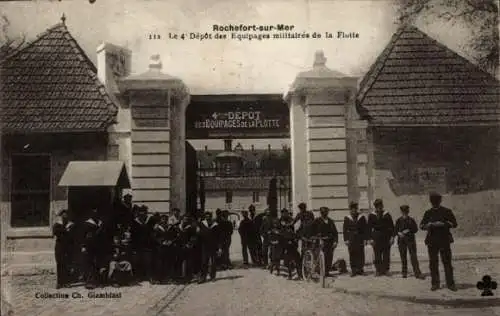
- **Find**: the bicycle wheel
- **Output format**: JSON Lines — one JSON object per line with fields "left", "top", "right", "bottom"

{"left": 301, "top": 250, "right": 314, "bottom": 282}
{"left": 318, "top": 251, "right": 326, "bottom": 288}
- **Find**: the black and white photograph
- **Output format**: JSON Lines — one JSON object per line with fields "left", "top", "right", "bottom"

{"left": 0, "top": 0, "right": 499, "bottom": 315}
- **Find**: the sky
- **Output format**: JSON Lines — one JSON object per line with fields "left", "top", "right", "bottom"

{"left": 0, "top": 0, "right": 478, "bottom": 149}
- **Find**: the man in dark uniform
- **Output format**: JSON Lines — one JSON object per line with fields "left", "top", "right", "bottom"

{"left": 178, "top": 213, "right": 199, "bottom": 283}
{"left": 279, "top": 209, "right": 302, "bottom": 280}
{"left": 420, "top": 193, "right": 458, "bottom": 291}
{"left": 151, "top": 214, "right": 169, "bottom": 284}
{"left": 81, "top": 208, "right": 104, "bottom": 289}
{"left": 165, "top": 215, "right": 182, "bottom": 283}
{"left": 219, "top": 210, "right": 234, "bottom": 269}
{"left": 130, "top": 205, "right": 154, "bottom": 282}
{"left": 253, "top": 207, "right": 268, "bottom": 266}
{"left": 343, "top": 202, "right": 368, "bottom": 277}
{"left": 310, "top": 207, "right": 338, "bottom": 275}
{"left": 52, "top": 209, "right": 76, "bottom": 288}
{"left": 293, "top": 203, "right": 315, "bottom": 258}
{"left": 114, "top": 193, "right": 133, "bottom": 226}
{"left": 367, "top": 199, "right": 395, "bottom": 276}
{"left": 395, "top": 205, "right": 424, "bottom": 279}
{"left": 198, "top": 212, "right": 221, "bottom": 283}
{"left": 238, "top": 210, "right": 259, "bottom": 266}
{"left": 260, "top": 208, "right": 279, "bottom": 267}
{"left": 248, "top": 205, "right": 263, "bottom": 265}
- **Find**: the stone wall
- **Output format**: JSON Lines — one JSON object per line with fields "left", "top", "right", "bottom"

{"left": 1, "top": 133, "right": 108, "bottom": 273}
{"left": 371, "top": 126, "right": 500, "bottom": 236}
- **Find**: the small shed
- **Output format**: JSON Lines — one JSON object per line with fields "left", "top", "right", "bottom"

{"left": 58, "top": 161, "right": 131, "bottom": 221}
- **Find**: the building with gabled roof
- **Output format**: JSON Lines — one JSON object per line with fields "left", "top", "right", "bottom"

{"left": 356, "top": 25, "right": 500, "bottom": 227}
{"left": 356, "top": 25, "right": 500, "bottom": 126}
{"left": 0, "top": 18, "right": 132, "bottom": 271}
{"left": 0, "top": 22, "right": 118, "bottom": 132}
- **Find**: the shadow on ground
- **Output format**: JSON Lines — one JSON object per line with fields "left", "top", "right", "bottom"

{"left": 332, "top": 286, "right": 500, "bottom": 308}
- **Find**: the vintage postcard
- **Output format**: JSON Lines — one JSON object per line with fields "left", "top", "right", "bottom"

{"left": 0, "top": 0, "right": 499, "bottom": 315}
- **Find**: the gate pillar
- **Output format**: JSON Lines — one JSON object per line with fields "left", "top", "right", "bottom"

{"left": 285, "top": 51, "right": 368, "bottom": 220}
{"left": 117, "top": 54, "right": 190, "bottom": 213}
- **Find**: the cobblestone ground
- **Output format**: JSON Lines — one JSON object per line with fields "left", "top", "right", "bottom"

{"left": 168, "top": 259, "right": 500, "bottom": 316}
{"left": 3, "top": 259, "right": 499, "bottom": 316}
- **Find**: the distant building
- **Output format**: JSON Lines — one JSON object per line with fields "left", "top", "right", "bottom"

{"left": 196, "top": 139, "right": 291, "bottom": 212}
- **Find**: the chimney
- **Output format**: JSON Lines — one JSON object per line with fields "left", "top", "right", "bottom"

{"left": 96, "top": 43, "right": 132, "bottom": 94}
{"left": 224, "top": 139, "right": 233, "bottom": 151}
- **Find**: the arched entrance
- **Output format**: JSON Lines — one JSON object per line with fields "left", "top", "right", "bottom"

{"left": 185, "top": 94, "right": 291, "bottom": 215}
{"left": 116, "top": 51, "right": 373, "bottom": 221}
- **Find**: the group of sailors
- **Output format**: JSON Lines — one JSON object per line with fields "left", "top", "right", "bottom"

{"left": 238, "top": 192, "right": 458, "bottom": 291}
{"left": 54, "top": 192, "right": 458, "bottom": 292}
{"left": 52, "top": 194, "right": 235, "bottom": 289}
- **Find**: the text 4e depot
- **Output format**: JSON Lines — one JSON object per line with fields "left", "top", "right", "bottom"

{"left": 169, "top": 32, "right": 227, "bottom": 40}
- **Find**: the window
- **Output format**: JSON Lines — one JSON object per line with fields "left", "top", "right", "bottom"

{"left": 252, "top": 191, "right": 260, "bottom": 203}
{"left": 225, "top": 191, "right": 233, "bottom": 204}
{"left": 11, "top": 154, "right": 51, "bottom": 227}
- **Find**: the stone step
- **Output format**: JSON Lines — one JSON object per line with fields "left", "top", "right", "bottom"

{"left": 6, "top": 238, "right": 54, "bottom": 252}
{"left": 3, "top": 251, "right": 55, "bottom": 266}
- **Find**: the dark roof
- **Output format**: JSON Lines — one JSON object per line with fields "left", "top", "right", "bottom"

{"left": 356, "top": 25, "right": 500, "bottom": 126}
{"left": 0, "top": 22, "right": 118, "bottom": 133}
{"left": 197, "top": 149, "right": 288, "bottom": 169}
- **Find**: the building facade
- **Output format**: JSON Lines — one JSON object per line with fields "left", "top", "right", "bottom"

{"left": 196, "top": 139, "right": 291, "bottom": 212}
{"left": 1, "top": 20, "right": 499, "bottom": 274}
{"left": 356, "top": 25, "right": 500, "bottom": 233}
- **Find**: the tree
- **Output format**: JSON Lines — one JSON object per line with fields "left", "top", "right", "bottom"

{"left": 0, "top": 15, "right": 26, "bottom": 62}
{"left": 397, "top": 0, "right": 499, "bottom": 76}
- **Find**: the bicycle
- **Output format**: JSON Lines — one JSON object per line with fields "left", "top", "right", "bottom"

{"left": 301, "top": 236, "right": 329, "bottom": 288}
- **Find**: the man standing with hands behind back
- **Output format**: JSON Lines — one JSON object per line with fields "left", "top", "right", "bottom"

{"left": 367, "top": 199, "right": 395, "bottom": 276}
{"left": 420, "top": 192, "right": 458, "bottom": 291}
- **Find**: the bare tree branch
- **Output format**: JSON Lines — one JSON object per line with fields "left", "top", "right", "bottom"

{"left": 396, "top": 0, "right": 499, "bottom": 76}
{"left": 0, "top": 15, "right": 26, "bottom": 61}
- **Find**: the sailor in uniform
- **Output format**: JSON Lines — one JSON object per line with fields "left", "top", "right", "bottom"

{"left": 343, "top": 202, "right": 368, "bottom": 277}
{"left": 81, "top": 208, "right": 104, "bottom": 289}
{"left": 178, "top": 213, "right": 199, "bottom": 283}
{"left": 52, "top": 209, "right": 75, "bottom": 288}
{"left": 367, "top": 199, "right": 395, "bottom": 276}
{"left": 198, "top": 212, "right": 221, "bottom": 283}
{"left": 151, "top": 214, "right": 170, "bottom": 283}
{"left": 130, "top": 205, "right": 154, "bottom": 282}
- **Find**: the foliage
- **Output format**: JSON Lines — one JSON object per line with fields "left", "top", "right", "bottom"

{"left": 397, "top": 0, "right": 499, "bottom": 76}
{"left": 0, "top": 15, "right": 26, "bottom": 62}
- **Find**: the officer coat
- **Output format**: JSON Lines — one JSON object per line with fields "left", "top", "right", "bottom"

{"left": 131, "top": 215, "right": 154, "bottom": 251}
{"left": 343, "top": 214, "right": 368, "bottom": 245}
{"left": 199, "top": 220, "right": 222, "bottom": 251}
{"left": 310, "top": 217, "right": 339, "bottom": 244}
{"left": 419, "top": 206, "right": 457, "bottom": 246}
{"left": 367, "top": 211, "right": 395, "bottom": 243}
{"left": 81, "top": 218, "right": 103, "bottom": 252}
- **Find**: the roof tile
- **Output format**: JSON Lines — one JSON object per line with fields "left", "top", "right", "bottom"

{"left": 356, "top": 25, "right": 500, "bottom": 126}
{"left": 0, "top": 22, "right": 118, "bottom": 132}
